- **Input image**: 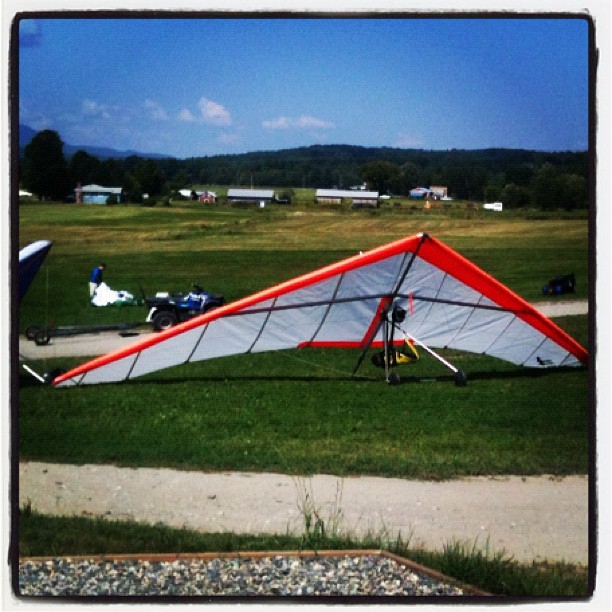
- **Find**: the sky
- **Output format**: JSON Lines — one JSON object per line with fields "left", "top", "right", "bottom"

{"left": 17, "top": 16, "right": 591, "bottom": 159}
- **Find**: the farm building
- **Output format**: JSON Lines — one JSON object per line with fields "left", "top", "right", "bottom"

{"left": 483, "top": 202, "right": 503, "bottom": 212}
{"left": 227, "top": 189, "right": 275, "bottom": 205}
{"left": 198, "top": 191, "right": 216, "bottom": 203}
{"left": 409, "top": 187, "right": 432, "bottom": 199}
{"left": 178, "top": 189, "right": 217, "bottom": 202}
{"left": 77, "top": 184, "right": 123, "bottom": 204}
{"left": 316, "top": 189, "right": 379, "bottom": 207}
{"left": 429, "top": 186, "right": 448, "bottom": 199}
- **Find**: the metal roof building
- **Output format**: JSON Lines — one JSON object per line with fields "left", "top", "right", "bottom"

{"left": 77, "top": 184, "right": 123, "bottom": 204}
{"left": 316, "top": 189, "right": 379, "bottom": 206}
{"left": 227, "top": 189, "right": 275, "bottom": 203}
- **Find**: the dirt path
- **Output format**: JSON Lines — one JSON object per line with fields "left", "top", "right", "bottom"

{"left": 19, "top": 462, "right": 589, "bottom": 565}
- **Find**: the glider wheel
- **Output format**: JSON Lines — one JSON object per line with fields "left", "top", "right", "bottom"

{"left": 25, "top": 326, "right": 41, "bottom": 341}
{"left": 34, "top": 329, "right": 51, "bottom": 346}
{"left": 387, "top": 372, "right": 401, "bottom": 386}
{"left": 152, "top": 310, "right": 178, "bottom": 331}
{"left": 454, "top": 369, "right": 468, "bottom": 387}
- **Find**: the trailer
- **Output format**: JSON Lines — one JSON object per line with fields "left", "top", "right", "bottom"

{"left": 24, "top": 322, "right": 145, "bottom": 346}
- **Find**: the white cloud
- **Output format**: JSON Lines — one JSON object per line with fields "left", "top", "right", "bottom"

{"left": 295, "top": 115, "right": 335, "bottom": 129}
{"left": 144, "top": 99, "right": 168, "bottom": 121}
{"left": 262, "top": 117, "right": 291, "bottom": 129}
{"left": 81, "top": 99, "right": 112, "bottom": 120}
{"left": 178, "top": 97, "right": 232, "bottom": 126}
{"left": 263, "top": 115, "right": 335, "bottom": 130}
{"left": 178, "top": 108, "right": 196, "bottom": 122}
{"left": 198, "top": 97, "right": 232, "bottom": 126}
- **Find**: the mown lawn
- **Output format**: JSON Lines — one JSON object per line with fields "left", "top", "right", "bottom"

{"left": 18, "top": 202, "right": 589, "bottom": 330}
{"left": 15, "top": 202, "right": 593, "bottom": 598}
{"left": 18, "top": 320, "right": 589, "bottom": 479}
{"left": 17, "top": 203, "right": 591, "bottom": 479}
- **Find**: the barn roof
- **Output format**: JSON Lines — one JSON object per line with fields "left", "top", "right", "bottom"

{"left": 227, "top": 189, "right": 274, "bottom": 199}
{"left": 316, "top": 189, "right": 379, "bottom": 199}
{"left": 78, "top": 184, "right": 122, "bottom": 194}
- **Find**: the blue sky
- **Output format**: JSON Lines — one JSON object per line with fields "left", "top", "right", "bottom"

{"left": 18, "top": 16, "right": 590, "bottom": 158}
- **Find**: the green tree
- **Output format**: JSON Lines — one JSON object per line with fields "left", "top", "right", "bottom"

{"left": 123, "top": 173, "right": 142, "bottom": 203}
{"left": 397, "top": 162, "right": 421, "bottom": 194}
{"left": 22, "top": 129, "right": 70, "bottom": 200}
{"left": 133, "top": 159, "right": 166, "bottom": 196}
{"left": 91, "top": 158, "right": 124, "bottom": 187}
{"left": 500, "top": 183, "right": 530, "bottom": 209}
{"left": 484, "top": 184, "right": 502, "bottom": 203}
{"left": 505, "top": 164, "right": 534, "bottom": 187}
{"left": 68, "top": 150, "right": 100, "bottom": 187}
{"left": 360, "top": 161, "right": 400, "bottom": 194}
{"left": 168, "top": 169, "right": 191, "bottom": 192}
{"left": 560, "top": 174, "right": 588, "bottom": 210}
{"left": 532, "top": 163, "right": 563, "bottom": 210}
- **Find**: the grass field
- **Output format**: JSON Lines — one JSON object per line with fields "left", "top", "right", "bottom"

{"left": 18, "top": 201, "right": 589, "bottom": 328}
{"left": 18, "top": 511, "right": 589, "bottom": 597}
{"left": 15, "top": 201, "right": 592, "bottom": 592}
{"left": 17, "top": 201, "right": 591, "bottom": 479}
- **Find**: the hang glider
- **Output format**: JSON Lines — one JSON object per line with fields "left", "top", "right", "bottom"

{"left": 52, "top": 233, "right": 587, "bottom": 388}
{"left": 18, "top": 240, "right": 52, "bottom": 302}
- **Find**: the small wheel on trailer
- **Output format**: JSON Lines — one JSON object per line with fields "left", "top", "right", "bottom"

{"left": 34, "top": 329, "right": 51, "bottom": 346}
{"left": 152, "top": 310, "right": 178, "bottom": 331}
{"left": 25, "top": 326, "right": 41, "bottom": 341}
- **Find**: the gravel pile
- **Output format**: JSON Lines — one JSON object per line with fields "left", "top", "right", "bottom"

{"left": 19, "top": 554, "right": 469, "bottom": 597}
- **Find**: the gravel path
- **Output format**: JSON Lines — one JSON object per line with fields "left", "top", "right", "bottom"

{"left": 18, "top": 553, "right": 479, "bottom": 597}
{"left": 19, "top": 462, "right": 589, "bottom": 566}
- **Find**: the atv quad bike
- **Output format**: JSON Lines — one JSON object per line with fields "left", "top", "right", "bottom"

{"left": 145, "top": 284, "right": 224, "bottom": 331}
{"left": 542, "top": 273, "right": 576, "bottom": 296}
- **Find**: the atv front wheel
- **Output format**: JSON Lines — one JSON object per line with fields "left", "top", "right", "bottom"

{"left": 152, "top": 310, "right": 178, "bottom": 331}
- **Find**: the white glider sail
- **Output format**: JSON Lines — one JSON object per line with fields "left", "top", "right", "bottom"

{"left": 53, "top": 233, "right": 587, "bottom": 387}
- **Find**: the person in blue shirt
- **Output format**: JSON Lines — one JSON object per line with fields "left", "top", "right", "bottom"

{"left": 89, "top": 263, "right": 107, "bottom": 297}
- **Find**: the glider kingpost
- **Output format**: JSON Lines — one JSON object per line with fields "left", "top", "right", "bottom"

{"left": 52, "top": 233, "right": 587, "bottom": 388}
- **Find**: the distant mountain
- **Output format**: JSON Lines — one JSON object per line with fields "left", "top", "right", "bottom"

{"left": 19, "top": 124, "right": 38, "bottom": 147}
{"left": 18, "top": 124, "right": 172, "bottom": 160}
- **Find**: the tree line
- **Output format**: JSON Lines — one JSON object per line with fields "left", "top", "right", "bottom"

{"left": 20, "top": 130, "right": 590, "bottom": 210}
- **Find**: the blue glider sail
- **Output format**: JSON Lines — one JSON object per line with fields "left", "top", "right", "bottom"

{"left": 18, "top": 240, "right": 52, "bottom": 301}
